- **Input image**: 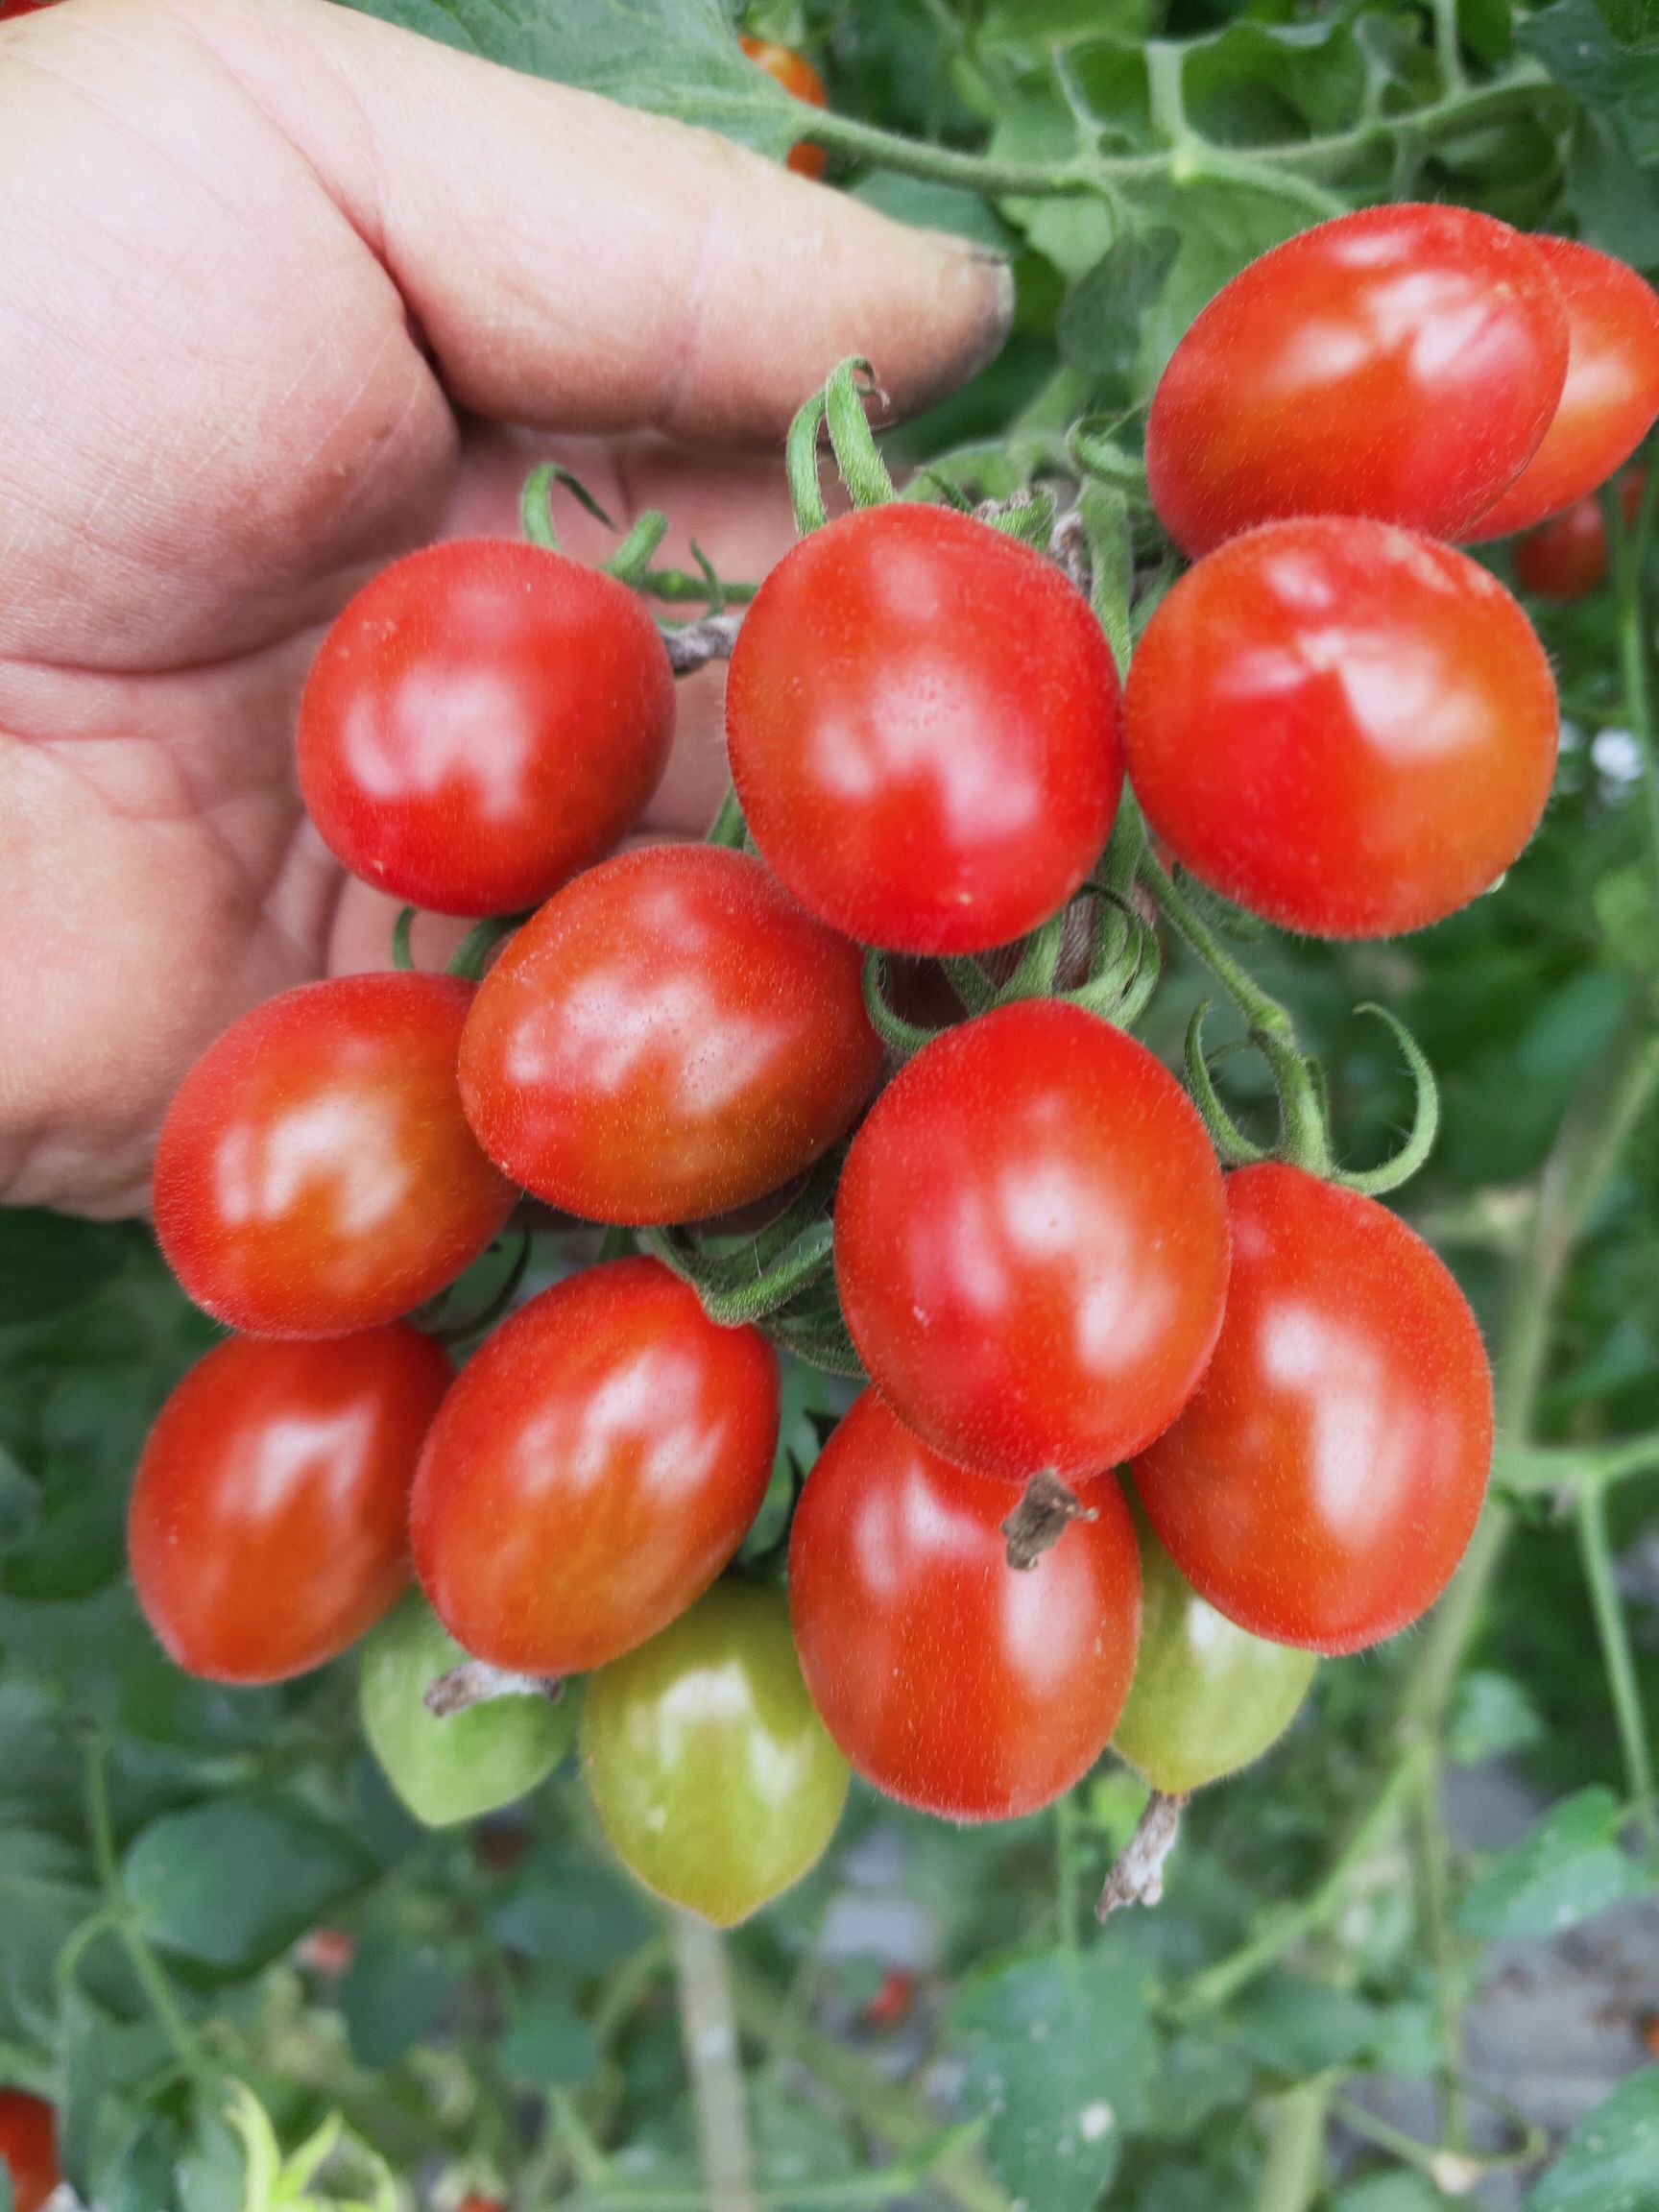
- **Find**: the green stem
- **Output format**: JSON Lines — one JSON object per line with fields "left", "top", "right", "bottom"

{"left": 673, "top": 1912, "right": 757, "bottom": 2212}
{"left": 1252, "top": 2078, "right": 1334, "bottom": 2212}
{"left": 1575, "top": 1479, "right": 1659, "bottom": 1861}
{"left": 1414, "top": 1757, "right": 1466, "bottom": 2149}
{"left": 731, "top": 1963, "right": 1013, "bottom": 2212}
{"left": 1176, "top": 1745, "right": 1430, "bottom": 2014}
{"left": 84, "top": 1738, "right": 216, "bottom": 2095}
{"left": 795, "top": 62, "right": 1560, "bottom": 200}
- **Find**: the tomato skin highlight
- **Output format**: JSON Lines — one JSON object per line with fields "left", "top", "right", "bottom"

{"left": 835, "top": 999, "right": 1229, "bottom": 1483}
{"left": 411, "top": 1259, "right": 779, "bottom": 1676}
{"left": 298, "top": 540, "right": 675, "bottom": 918}
{"left": 789, "top": 1392, "right": 1142, "bottom": 1821}
{"left": 582, "top": 1581, "right": 850, "bottom": 1926}
{"left": 0, "top": 2092, "right": 59, "bottom": 2212}
{"left": 1111, "top": 1508, "right": 1316, "bottom": 1795}
{"left": 155, "top": 974, "right": 517, "bottom": 1338}
{"left": 726, "top": 504, "right": 1123, "bottom": 956}
{"left": 739, "top": 34, "right": 830, "bottom": 179}
{"left": 1125, "top": 517, "right": 1559, "bottom": 940}
{"left": 1133, "top": 1165, "right": 1493, "bottom": 1656}
{"left": 459, "top": 844, "right": 882, "bottom": 1224}
{"left": 129, "top": 1326, "right": 450, "bottom": 1684}
{"left": 1145, "top": 204, "right": 1568, "bottom": 556}
{"left": 1465, "top": 239, "right": 1659, "bottom": 541}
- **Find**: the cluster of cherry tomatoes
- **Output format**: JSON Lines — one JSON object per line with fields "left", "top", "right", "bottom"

{"left": 121, "top": 202, "right": 1659, "bottom": 1939}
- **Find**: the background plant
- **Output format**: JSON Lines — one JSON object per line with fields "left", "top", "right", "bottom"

{"left": 6, "top": 0, "right": 1659, "bottom": 2206}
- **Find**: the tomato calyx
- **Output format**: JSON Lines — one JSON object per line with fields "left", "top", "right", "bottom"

{"left": 638, "top": 1151, "right": 846, "bottom": 1341}
{"left": 1095, "top": 1788, "right": 1188, "bottom": 1917}
{"left": 423, "top": 1657, "right": 565, "bottom": 1719}
{"left": 517, "top": 458, "right": 752, "bottom": 676}
{"left": 1001, "top": 1470, "right": 1097, "bottom": 1572}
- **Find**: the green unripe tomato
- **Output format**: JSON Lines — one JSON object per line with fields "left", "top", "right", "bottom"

{"left": 359, "top": 1593, "right": 575, "bottom": 1827}
{"left": 1112, "top": 1511, "right": 1316, "bottom": 1794}
{"left": 581, "top": 1581, "right": 850, "bottom": 1927}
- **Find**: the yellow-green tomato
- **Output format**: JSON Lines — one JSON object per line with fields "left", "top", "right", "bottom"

{"left": 359, "top": 1593, "right": 574, "bottom": 1827}
{"left": 1112, "top": 1513, "right": 1316, "bottom": 1794}
{"left": 581, "top": 1581, "right": 850, "bottom": 1927}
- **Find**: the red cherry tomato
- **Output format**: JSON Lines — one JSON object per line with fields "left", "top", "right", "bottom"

{"left": 458, "top": 2200, "right": 507, "bottom": 2212}
{"left": 155, "top": 974, "right": 515, "bottom": 1338}
{"left": 1466, "top": 238, "right": 1659, "bottom": 541}
{"left": 1145, "top": 204, "right": 1569, "bottom": 556}
{"left": 864, "top": 1969, "right": 916, "bottom": 2031}
{"left": 788, "top": 1391, "right": 1142, "bottom": 1820}
{"left": 459, "top": 844, "right": 882, "bottom": 1224}
{"left": 295, "top": 1927, "right": 357, "bottom": 1977}
{"left": 740, "top": 35, "right": 830, "bottom": 180}
{"left": 835, "top": 999, "right": 1229, "bottom": 1483}
{"left": 0, "top": 1, "right": 60, "bottom": 15}
{"left": 298, "top": 541, "right": 675, "bottom": 918}
{"left": 1125, "top": 517, "right": 1559, "bottom": 939}
{"left": 1133, "top": 1165, "right": 1493, "bottom": 1655}
{"left": 411, "top": 1258, "right": 779, "bottom": 1675}
{"left": 726, "top": 505, "right": 1123, "bottom": 955}
{"left": 130, "top": 1326, "right": 450, "bottom": 1683}
{"left": 1517, "top": 470, "right": 1645, "bottom": 602}
{"left": 0, "top": 2093, "right": 59, "bottom": 2212}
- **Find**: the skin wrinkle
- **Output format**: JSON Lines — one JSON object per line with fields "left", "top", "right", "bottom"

{"left": 0, "top": 0, "right": 1009, "bottom": 1215}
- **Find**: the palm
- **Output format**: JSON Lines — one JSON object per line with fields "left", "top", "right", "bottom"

{"left": 0, "top": 4, "right": 807, "bottom": 1214}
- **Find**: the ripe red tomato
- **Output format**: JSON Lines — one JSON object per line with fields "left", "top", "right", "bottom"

{"left": 740, "top": 34, "right": 830, "bottom": 180}
{"left": 788, "top": 1391, "right": 1142, "bottom": 1820}
{"left": 864, "top": 1969, "right": 916, "bottom": 2030}
{"left": 298, "top": 541, "right": 675, "bottom": 917}
{"left": 0, "top": 2093, "right": 58, "bottom": 2212}
{"left": 726, "top": 505, "right": 1122, "bottom": 955}
{"left": 0, "top": 1, "right": 60, "bottom": 16}
{"left": 834, "top": 999, "right": 1229, "bottom": 1483}
{"left": 459, "top": 844, "right": 882, "bottom": 1224}
{"left": 1133, "top": 1165, "right": 1493, "bottom": 1656}
{"left": 1517, "top": 471, "right": 1645, "bottom": 601}
{"left": 1145, "top": 204, "right": 1569, "bottom": 555}
{"left": 458, "top": 2200, "right": 506, "bottom": 2212}
{"left": 411, "top": 1259, "right": 779, "bottom": 1675}
{"left": 1125, "top": 517, "right": 1559, "bottom": 938}
{"left": 1465, "top": 238, "right": 1659, "bottom": 541}
{"left": 129, "top": 1326, "right": 450, "bottom": 1683}
{"left": 155, "top": 974, "right": 516, "bottom": 1338}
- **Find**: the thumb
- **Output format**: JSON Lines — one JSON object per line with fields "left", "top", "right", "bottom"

{"left": 182, "top": 0, "right": 1014, "bottom": 443}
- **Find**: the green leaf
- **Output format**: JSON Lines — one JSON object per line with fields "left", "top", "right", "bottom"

{"left": 1522, "top": 0, "right": 1659, "bottom": 164}
{"left": 951, "top": 1946, "right": 1155, "bottom": 2212}
{"left": 1457, "top": 1788, "right": 1652, "bottom": 1940}
{"left": 499, "top": 1986, "right": 600, "bottom": 2086}
{"left": 1566, "top": 111, "right": 1659, "bottom": 262}
{"left": 1524, "top": 2067, "right": 1659, "bottom": 2209}
{"left": 1057, "top": 226, "right": 1180, "bottom": 401}
{"left": 0, "top": 1825, "right": 96, "bottom": 2040}
{"left": 850, "top": 174, "right": 1017, "bottom": 251}
{"left": 1334, "top": 2176, "right": 1449, "bottom": 2212}
{"left": 0, "top": 1210, "right": 130, "bottom": 1326}
{"left": 125, "top": 1801, "right": 371, "bottom": 1973}
{"left": 1594, "top": 0, "right": 1659, "bottom": 52}
{"left": 1228, "top": 1975, "right": 1380, "bottom": 2077}
{"left": 1447, "top": 1670, "right": 1546, "bottom": 1765}
{"left": 341, "top": 0, "right": 805, "bottom": 156}
{"left": 0, "top": 1446, "right": 38, "bottom": 1559}
{"left": 489, "top": 1849, "right": 655, "bottom": 1969}
{"left": 338, "top": 1937, "right": 453, "bottom": 2069}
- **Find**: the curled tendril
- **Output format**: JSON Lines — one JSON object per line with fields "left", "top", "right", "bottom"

{"left": 1183, "top": 1001, "right": 1270, "bottom": 1168}
{"left": 390, "top": 906, "right": 418, "bottom": 973}
{"left": 1330, "top": 1003, "right": 1442, "bottom": 1198}
{"left": 518, "top": 460, "right": 616, "bottom": 549}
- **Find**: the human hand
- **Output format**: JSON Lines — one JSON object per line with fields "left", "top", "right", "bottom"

{"left": 0, "top": 0, "right": 1009, "bottom": 1215}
